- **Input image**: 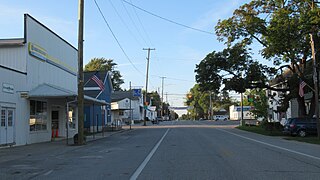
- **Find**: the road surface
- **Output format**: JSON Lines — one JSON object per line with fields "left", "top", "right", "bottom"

{"left": 1, "top": 120, "right": 320, "bottom": 180}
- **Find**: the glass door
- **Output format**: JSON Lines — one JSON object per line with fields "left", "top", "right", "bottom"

{"left": 0, "top": 108, "right": 15, "bottom": 145}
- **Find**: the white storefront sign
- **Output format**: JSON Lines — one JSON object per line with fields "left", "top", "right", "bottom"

{"left": 2, "top": 83, "right": 14, "bottom": 94}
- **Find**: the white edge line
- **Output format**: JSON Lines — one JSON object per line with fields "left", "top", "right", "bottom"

{"left": 43, "top": 169, "right": 54, "bottom": 176}
{"left": 218, "top": 128, "right": 320, "bottom": 161}
{"left": 130, "top": 128, "right": 170, "bottom": 180}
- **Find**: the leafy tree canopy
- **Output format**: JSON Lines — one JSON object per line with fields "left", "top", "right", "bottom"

{"left": 85, "top": 58, "right": 124, "bottom": 91}
{"left": 185, "top": 84, "right": 237, "bottom": 119}
{"left": 196, "top": 0, "right": 320, "bottom": 116}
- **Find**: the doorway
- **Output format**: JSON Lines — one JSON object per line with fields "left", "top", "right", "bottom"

{"left": 0, "top": 108, "right": 15, "bottom": 145}
{"left": 51, "top": 110, "right": 59, "bottom": 138}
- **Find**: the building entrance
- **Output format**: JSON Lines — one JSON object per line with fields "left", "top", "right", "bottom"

{"left": 51, "top": 110, "right": 59, "bottom": 138}
{"left": 0, "top": 108, "right": 15, "bottom": 145}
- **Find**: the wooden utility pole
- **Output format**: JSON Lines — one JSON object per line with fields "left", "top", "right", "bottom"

{"left": 143, "top": 48, "right": 155, "bottom": 126}
{"left": 129, "top": 81, "right": 132, "bottom": 130}
{"left": 209, "top": 92, "right": 212, "bottom": 120}
{"left": 241, "top": 92, "right": 245, "bottom": 126}
{"left": 77, "top": 0, "right": 85, "bottom": 145}
{"left": 160, "top": 76, "right": 166, "bottom": 118}
{"left": 310, "top": 0, "right": 320, "bottom": 139}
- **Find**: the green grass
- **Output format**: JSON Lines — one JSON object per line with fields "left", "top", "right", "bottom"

{"left": 283, "top": 136, "right": 320, "bottom": 145}
{"left": 236, "top": 125, "right": 283, "bottom": 136}
{"left": 237, "top": 125, "right": 320, "bottom": 145}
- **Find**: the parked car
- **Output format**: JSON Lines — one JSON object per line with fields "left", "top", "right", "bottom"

{"left": 283, "top": 117, "right": 318, "bottom": 137}
{"left": 213, "top": 115, "right": 229, "bottom": 121}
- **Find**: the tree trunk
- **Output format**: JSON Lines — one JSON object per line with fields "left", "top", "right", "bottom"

{"left": 297, "top": 96, "right": 306, "bottom": 117}
{"left": 314, "top": 34, "right": 320, "bottom": 139}
{"left": 309, "top": 94, "right": 315, "bottom": 117}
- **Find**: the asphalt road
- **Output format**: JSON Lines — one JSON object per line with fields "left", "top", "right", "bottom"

{"left": 1, "top": 120, "right": 320, "bottom": 180}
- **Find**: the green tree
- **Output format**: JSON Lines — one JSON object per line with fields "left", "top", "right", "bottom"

{"left": 196, "top": 0, "right": 320, "bottom": 117}
{"left": 85, "top": 58, "right": 124, "bottom": 91}
{"left": 180, "top": 114, "right": 188, "bottom": 120}
{"left": 148, "top": 91, "right": 161, "bottom": 115}
{"left": 185, "top": 84, "right": 205, "bottom": 119}
{"left": 244, "top": 89, "right": 268, "bottom": 120}
{"left": 185, "top": 84, "right": 237, "bottom": 119}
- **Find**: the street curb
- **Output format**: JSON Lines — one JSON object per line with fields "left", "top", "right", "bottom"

{"left": 84, "top": 128, "right": 132, "bottom": 144}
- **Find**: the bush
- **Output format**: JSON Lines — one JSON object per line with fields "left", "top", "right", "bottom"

{"left": 260, "top": 121, "right": 283, "bottom": 131}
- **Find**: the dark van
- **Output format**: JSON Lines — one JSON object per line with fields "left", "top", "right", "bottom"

{"left": 283, "top": 117, "right": 318, "bottom": 137}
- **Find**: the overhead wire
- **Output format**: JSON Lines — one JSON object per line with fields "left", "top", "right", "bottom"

{"left": 93, "top": 0, "right": 144, "bottom": 76}
{"left": 129, "top": 0, "right": 154, "bottom": 47}
{"left": 127, "top": 0, "right": 162, "bottom": 82}
{"left": 105, "top": 0, "right": 158, "bottom": 89}
{"left": 94, "top": 0, "right": 196, "bottom": 97}
{"left": 122, "top": 0, "right": 215, "bottom": 35}
{"left": 120, "top": 0, "right": 149, "bottom": 46}
{"left": 108, "top": 0, "right": 143, "bottom": 46}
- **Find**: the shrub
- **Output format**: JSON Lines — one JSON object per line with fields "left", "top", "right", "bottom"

{"left": 260, "top": 121, "right": 283, "bottom": 131}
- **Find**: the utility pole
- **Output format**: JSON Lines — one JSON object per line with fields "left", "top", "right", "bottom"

{"left": 240, "top": 92, "right": 245, "bottom": 126}
{"left": 209, "top": 92, "right": 212, "bottom": 120}
{"left": 310, "top": 0, "right": 320, "bottom": 138}
{"left": 165, "top": 92, "right": 168, "bottom": 119}
{"left": 143, "top": 48, "right": 155, "bottom": 126}
{"left": 77, "top": 0, "right": 85, "bottom": 145}
{"left": 160, "top": 77, "right": 166, "bottom": 118}
{"left": 129, "top": 81, "right": 132, "bottom": 130}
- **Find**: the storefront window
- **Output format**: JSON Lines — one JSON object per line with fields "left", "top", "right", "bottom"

{"left": 68, "top": 107, "right": 76, "bottom": 129}
{"left": 1, "top": 110, "right": 5, "bottom": 127}
{"left": 30, "top": 100, "right": 48, "bottom": 131}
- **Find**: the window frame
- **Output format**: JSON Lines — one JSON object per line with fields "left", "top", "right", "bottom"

{"left": 29, "top": 100, "right": 48, "bottom": 132}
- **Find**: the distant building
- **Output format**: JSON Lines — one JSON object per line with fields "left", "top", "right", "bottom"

{"left": 111, "top": 90, "right": 143, "bottom": 124}
{"left": 229, "top": 105, "right": 255, "bottom": 120}
{"left": 84, "top": 71, "right": 113, "bottom": 132}
{"left": 146, "top": 106, "right": 157, "bottom": 121}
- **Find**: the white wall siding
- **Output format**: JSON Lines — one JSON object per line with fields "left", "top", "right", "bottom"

{"left": 0, "top": 46, "right": 27, "bottom": 73}
{"left": 25, "top": 15, "right": 77, "bottom": 92}
{"left": 0, "top": 67, "right": 28, "bottom": 145}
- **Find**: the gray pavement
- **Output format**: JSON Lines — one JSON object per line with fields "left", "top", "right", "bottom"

{"left": 0, "top": 128, "right": 127, "bottom": 164}
{"left": 1, "top": 120, "right": 320, "bottom": 180}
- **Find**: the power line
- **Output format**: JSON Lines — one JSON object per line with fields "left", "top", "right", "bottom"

{"left": 127, "top": 0, "right": 162, "bottom": 66}
{"left": 108, "top": 0, "right": 143, "bottom": 46}
{"left": 166, "top": 77, "right": 196, "bottom": 83}
{"left": 120, "top": 0, "right": 149, "bottom": 46}
{"left": 94, "top": 0, "right": 144, "bottom": 76}
{"left": 151, "top": 74, "right": 195, "bottom": 83}
{"left": 129, "top": 0, "right": 154, "bottom": 47}
{"left": 122, "top": 0, "right": 215, "bottom": 35}
{"left": 166, "top": 93, "right": 188, "bottom": 96}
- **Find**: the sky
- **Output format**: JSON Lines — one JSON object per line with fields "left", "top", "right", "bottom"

{"left": 0, "top": 0, "right": 251, "bottom": 109}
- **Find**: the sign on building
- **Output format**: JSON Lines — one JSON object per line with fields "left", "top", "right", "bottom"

{"left": 133, "top": 89, "right": 141, "bottom": 97}
{"left": 2, "top": 83, "right": 14, "bottom": 94}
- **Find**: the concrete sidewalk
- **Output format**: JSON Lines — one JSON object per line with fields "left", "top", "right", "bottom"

{"left": 0, "top": 129, "right": 128, "bottom": 164}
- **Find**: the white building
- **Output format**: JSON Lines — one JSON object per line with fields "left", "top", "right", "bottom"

{"left": 229, "top": 105, "right": 255, "bottom": 120}
{"left": 111, "top": 98, "right": 131, "bottom": 123}
{"left": 146, "top": 106, "right": 157, "bottom": 121}
{"left": 0, "top": 14, "right": 105, "bottom": 146}
{"left": 267, "top": 88, "right": 295, "bottom": 122}
{"left": 111, "top": 90, "right": 144, "bottom": 124}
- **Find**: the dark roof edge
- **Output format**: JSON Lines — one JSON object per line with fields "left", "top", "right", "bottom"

{"left": 0, "top": 38, "right": 25, "bottom": 46}
{"left": 24, "top": 14, "right": 77, "bottom": 51}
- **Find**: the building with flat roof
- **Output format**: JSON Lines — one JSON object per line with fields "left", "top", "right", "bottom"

{"left": 0, "top": 14, "right": 106, "bottom": 146}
